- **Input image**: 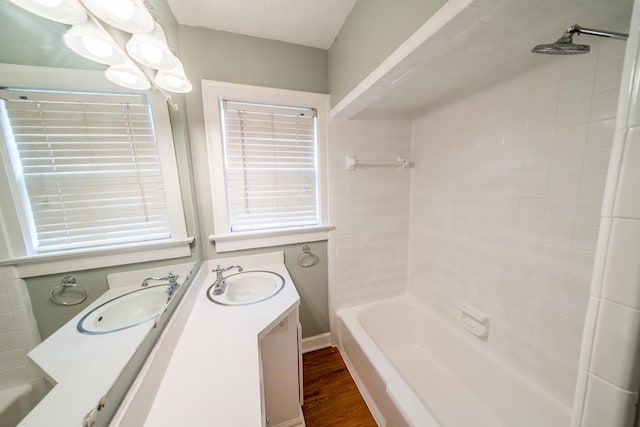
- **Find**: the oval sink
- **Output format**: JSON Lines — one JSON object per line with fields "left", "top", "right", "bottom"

{"left": 77, "top": 285, "right": 169, "bottom": 335}
{"left": 207, "top": 271, "right": 285, "bottom": 306}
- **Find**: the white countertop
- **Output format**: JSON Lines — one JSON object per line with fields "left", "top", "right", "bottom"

{"left": 21, "top": 262, "right": 196, "bottom": 427}
{"left": 139, "top": 252, "right": 300, "bottom": 427}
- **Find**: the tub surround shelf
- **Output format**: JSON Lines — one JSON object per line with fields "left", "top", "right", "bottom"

{"left": 121, "top": 253, "right": 302, "bottom": 427}
{"left": 331, "top": 0, "right": 631, "bottom": 119}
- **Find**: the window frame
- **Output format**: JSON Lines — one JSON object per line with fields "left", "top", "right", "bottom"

{"left": 0, "top": 63, "right": 193, "bottom": 277}
{"left": 202, "top": 80, "right": 331, "bottom": 252}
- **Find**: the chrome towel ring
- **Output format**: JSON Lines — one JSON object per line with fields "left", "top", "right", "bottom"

{"left": 50, "top": 275, "right": 87, "bottom": 306}
{"left": 297, "top": 244, "right": 319, "bottom": 268}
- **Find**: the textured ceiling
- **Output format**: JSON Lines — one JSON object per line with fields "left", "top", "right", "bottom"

{"left": 166, "top": 0, "right": 357, "bottom": 49}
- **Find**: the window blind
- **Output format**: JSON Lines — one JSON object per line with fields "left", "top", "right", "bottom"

{"left": 220, "top": 99, "right": 319, "bottom": 232}
{"left": 0, "top": 88, "right": 172, "bottom": 252}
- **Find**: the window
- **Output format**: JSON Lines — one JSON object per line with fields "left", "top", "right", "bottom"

{"left": 203, "top": 80, "right": 331, "bottom": 252}
{"left": 0, "top": 65, "right": 191, "bottom": 277}
{"left": 1, "top": 88, "right": 172, "bottom": 252}
{"left": 221, "top": 100, "right": 319, "bottom": 232}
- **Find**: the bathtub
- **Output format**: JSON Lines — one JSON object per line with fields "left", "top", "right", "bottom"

{"left": 337, "top": 296, "right": 571, "bottom": 427}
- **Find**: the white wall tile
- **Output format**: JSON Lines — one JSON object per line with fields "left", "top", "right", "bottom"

{"left": 548, "top": 176, "right": 581, "bottom": 198}
{"left": 557, "top": 95, "right": 592, "bottom": 127}
{"left": 0, "top": 275, "right": 42, "bottom": 391}
{"left": 550, "top": 151, "right": 584, "bottom": 176}
{"left": 0, "top": 348, "right": 24, "bottom": 371}
{"left": 563, "top": 49, "right": 599, "bottom": 74}
{"left": 545, "top": 199, "right": 577, "bottom": 222}
{"left": 559, "top": 67, "right": 596, "bottom": 101}
{"left": 613, "top": 126, "right": 640, "bottom": 218}
{"left": 590, "top": 300, "right": 640, "bottom": 390}
{"left": 0, "top": 295, "right": 10, "bottom": 315}
{"left": 553, "top": 124, "right": 588, "bottom": 152}
{"left": 523, "top": 154, "right": 550, "bottom": 176}
{"left": 578, "top": 175, "right": 607, "bottom": 201}
{"left": 406, "top": 40, "right": 624, "bottom": 409}
{"left": 0, "top": 314, "right": 16, "bottom": 334}
{"left": 543, "top": 221, "right": 574, "bottom": 247}
{"left": 594, "top": 58, "right": 624, "bottom": 94}
{"left": 582, "top": 148, "right": 611, "bottom": 175}
{"left": 602, "top": 219, "right": 640, "bottom": 309}
{"left": 520, "top": 176, "right": 548, "bottom": 197}
{"left": 572, "top": 226, "right": 599, "bottom": 252}
{"left": 575, "top": 201, "right": 602, "bottom": 226}
{"left": 590, "top": 89, "right": 621, "bottom": 122}
{"left": 586, "top": 119, "right": 616, "bottom": 147}
{"left": 328, "top": 118, "right": 411, "bottom": 315}
{"left": 601, "top": 129, "right": 628, "bottom": 218}
{"left": 597, "top": 38, "right": 627, "bottom": 64}
{"left": 0, "top": 332, "right": 21, "bottom": 352}
{"left": 582, "top": 375, "right": 637, "bottom": 427}
{"left": 565, "top": 273, "right": 591, "bottom": 299}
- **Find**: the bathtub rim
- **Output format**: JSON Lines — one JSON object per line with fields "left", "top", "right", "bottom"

{"left": 337, "top": 295, "right": 440, "bottom": 427}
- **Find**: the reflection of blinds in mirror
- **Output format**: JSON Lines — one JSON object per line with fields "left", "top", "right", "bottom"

{"left": 221, "top": 99, "right": 319, "bottom": 232}
{"left": 0, "top": 88, "right": 172, "bottom": 252}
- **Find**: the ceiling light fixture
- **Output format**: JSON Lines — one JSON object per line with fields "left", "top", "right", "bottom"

{"left": 64, "top": 20, "right": 129, "bottom": 65}
{"left": 8, "top": 0, "right": 87, "bottom": 25}
{"left": 154, "top": 62, "right": 192, "bottom": 93}
{"left": 80, "top": 0, "right": 154, "bottom": 33}
{"left": 126, "top": 23, "right": 178, "bottom": 70}
{"left": 105, "top": 61, "right": 151, "bottom": 90}
{"left": 10, "top": 0, "right": 192, "bottom": 107}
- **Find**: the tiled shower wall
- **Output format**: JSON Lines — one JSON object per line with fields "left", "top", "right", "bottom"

{"left": 0, "top": 267, "right": 43, "bottom": 390}
{"left": 328, "top": 119, "right": 411, "bottom": 332}
{"left": 408, "top": 38, "right": 625, "bottom": 407}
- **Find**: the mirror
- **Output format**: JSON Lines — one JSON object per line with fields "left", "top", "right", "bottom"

{"left": 0, "top": 2, "right": 200, "bottom": 426}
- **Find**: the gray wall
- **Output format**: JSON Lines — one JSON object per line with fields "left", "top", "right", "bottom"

{"left": 178, "top": 25, "right": 330, "bottom": 338}
{"left": 0, "top": 1, "right": 200, "bottom": 339}
{"left": 0, "top": 10, "right": 331, "bottom": 339}
{"left": 328, "top": 0, "right": 446, "bottom": 107}
{"left": 0, "top": 3, "right": 101, "bottom": 70}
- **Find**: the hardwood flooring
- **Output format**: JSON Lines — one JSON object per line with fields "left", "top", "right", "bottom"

{"left": 302, "top": 347, "right": 377, "bottom": 427}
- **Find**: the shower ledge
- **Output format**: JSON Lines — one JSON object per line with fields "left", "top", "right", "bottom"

{"left": 330, "top": 0, "right": 631, "bottom": 119}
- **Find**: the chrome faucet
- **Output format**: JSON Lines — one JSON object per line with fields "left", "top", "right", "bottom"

{"left": 211, "top": 265, "right": 243, "bottom": 295}
{"left": 141, "top": 271, "right": 178, "bottom": 287}
{"left": 141, "top": 272, "right": 180, "bottom": 300}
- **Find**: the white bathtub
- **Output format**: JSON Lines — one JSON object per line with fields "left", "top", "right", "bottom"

{"left": 337, "top": 296, "right": 571, "bottom": 427}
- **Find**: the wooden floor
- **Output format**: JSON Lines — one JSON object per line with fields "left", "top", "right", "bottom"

{"left": 302, "top": 347, "right": 377, "bottom": 427}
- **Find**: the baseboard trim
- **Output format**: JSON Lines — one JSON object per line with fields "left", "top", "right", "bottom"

{"left": 301, "top": 332, "right": 332, "bottom": 353}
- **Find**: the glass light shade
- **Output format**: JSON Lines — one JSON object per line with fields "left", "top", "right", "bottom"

{"left": 154, "top": 62, "right": 192, "bottom": 93}
{"left": 8, "top": 0, "right": 86, "bottom": 25}
{"left": 64, "top": 21, "right": 128, "bottom": 65}
{"left": 80, "top": 0, "right": 154, "bottom": 33}
{"left": 105, "top": 62, "right": 150, "bottom": 90}
{"left": 126, "top": 24, "right": 178, "bottom": 70}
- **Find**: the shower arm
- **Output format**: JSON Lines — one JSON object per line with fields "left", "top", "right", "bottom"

{"left": 568, "top": 25, "right": 628, "bottom": 41}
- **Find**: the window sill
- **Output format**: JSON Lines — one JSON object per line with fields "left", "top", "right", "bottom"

{"left": 209, "top": 226, "right": 334, "bottom": 252}
{"left": 0, "top": 237, "right": 194, "bottom": 278}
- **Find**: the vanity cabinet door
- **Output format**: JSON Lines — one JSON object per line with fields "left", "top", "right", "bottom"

{"left": 260, "top": 309, "right": 303, "bottom": 426}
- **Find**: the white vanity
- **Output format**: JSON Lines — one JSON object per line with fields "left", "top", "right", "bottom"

{"left": 22, "top": 262, "right": 198, "bottom": 427}
{"left": 114, "top": 251, "right": 304, "bottom": 427}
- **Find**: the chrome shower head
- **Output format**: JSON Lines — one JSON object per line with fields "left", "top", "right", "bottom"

{"left": 531, "top": 31, "right": 590, "bottom": 55}
{"left": 532, "top": 25, "right": 628, "bottom": 56}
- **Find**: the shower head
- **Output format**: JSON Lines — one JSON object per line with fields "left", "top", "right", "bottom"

{"left": 531, "top": 31, "right": 590, "bottom": 55}
{"left": 532, "top": 24, "right": 628, "bottom": 56}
